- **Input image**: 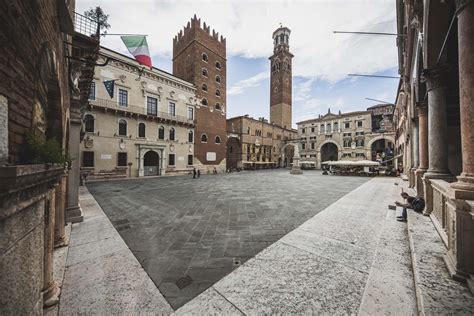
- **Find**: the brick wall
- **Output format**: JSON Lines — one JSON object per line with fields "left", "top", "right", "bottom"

{"left": 0, "top": 1, "right": 70, "bottom": 163}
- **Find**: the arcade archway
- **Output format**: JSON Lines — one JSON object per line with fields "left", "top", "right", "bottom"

{"left": 321, "top": 142, "right": 338, "bottom": 162}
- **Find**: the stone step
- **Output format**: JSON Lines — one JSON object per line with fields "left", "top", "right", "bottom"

{"left": 358, "top": 204, "right": 417, "bottom": 315}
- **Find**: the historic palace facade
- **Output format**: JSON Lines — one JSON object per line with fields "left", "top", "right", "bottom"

{"left": 173, "top": 15, "right": 227, "bottom": 172}
{"left": 226, "top": 26, "right": 298, "bottom": 170}
{"left": 82, "top": 47, "right": 197, "bottom": 179}
{"left": 395, "top": 0, "right": 474, "bottom": 291}
{"left": 296, "top": 104, "right": 395, "bottom": 169}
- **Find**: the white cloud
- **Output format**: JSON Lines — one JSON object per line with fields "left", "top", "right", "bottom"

{"left": 228, "top": 71, "right": 269, "bottom": 95}
{"left": 76, "top": 0, "right": 397, "bottom": 82}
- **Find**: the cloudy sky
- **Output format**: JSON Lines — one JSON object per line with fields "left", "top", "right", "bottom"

{"left": 77, "top": 0, "right": 399, "bottom": 127}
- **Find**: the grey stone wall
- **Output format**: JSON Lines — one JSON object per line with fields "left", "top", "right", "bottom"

{"left": 0, "top": 95, "right": 7, "bottom": 164}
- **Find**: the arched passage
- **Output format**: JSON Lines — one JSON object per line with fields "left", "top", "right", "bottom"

{"left": 281, "top": 143, "right": 295, "bottom": 168}
{"left": 321, "top": 142, "right": 338, "bottom": 163}
{"left": 226, "top": 137, "right": 241, "bottom": 170}
{"left": 367, "top": 136, "right": 395, "bottom": 163}
{"left": 143, "top": 150, "right": 160, "bottom": 176}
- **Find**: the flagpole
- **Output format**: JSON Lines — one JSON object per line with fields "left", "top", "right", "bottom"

{"left": 102, "top": 33, "right": 148, "bottom": 36}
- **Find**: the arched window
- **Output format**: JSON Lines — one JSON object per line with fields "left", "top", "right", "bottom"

{"left": 158, "top": 126, "right": 165, "bottom": 140}
{"left": 118, "top": 119, "right": 127, "bottom": 136}
{"left": 201, "top": 134, "right": 208, "bottom": 143}
{"left": 169, "top": 127, "right": 175, "bottom": 141}
{"left": 215, "top": 103, "right": 221, "bottom": 110}
{"left": 202, "top": 53, "right": 208, "bottom": 62}
{"left": 216, "top": 75, "right": 221, "bottom": 84}
{"left": 202, "top": 83, "right": 208, "bottom": 92}
{"left": 201, "top": 98, "right": 208, "bottom": 106}
{"left": 202, "top": 68, "right": 208, "bottom": 77}
{"left": 84, "top": 114, "right": 94, "bottom": 133}
{"left": 215, "top": 136, "right": 221, "bottom": 144}
{"left": 216, "top": 89, "right": 221, "bottom": 97}
{"left": 138, "top": 123, "right": 146, "bottom": 138}
{"left": 215, "top": 61, "right": 221, "bottom": 69}
{"left": 188, "top": 130, "right": 194, "bottom": 143}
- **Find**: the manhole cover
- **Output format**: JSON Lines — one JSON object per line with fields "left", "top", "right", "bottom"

{"left": 175, "top": 275, "right": 193, "bottom": 289}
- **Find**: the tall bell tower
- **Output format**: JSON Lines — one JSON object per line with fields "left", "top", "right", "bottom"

{"left": 269, "top": 26, "right": 293, "bottom": 129}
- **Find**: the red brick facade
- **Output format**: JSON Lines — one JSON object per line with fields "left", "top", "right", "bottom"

{"left": 173, "top": 15, "right": 226, "bottom": 166}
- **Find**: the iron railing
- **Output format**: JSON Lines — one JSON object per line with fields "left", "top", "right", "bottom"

{"left": 89, "top": 98, "right": 195, "bottom": 125}
{"left": 73, "top": 12, "right": 99, "bottom": 38}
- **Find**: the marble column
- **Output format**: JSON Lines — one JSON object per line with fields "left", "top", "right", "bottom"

{"left": 54, "top": 174, "right": 68, "bottom": 247}
{"left": 415, "top": 105, "right": 428, "bottom": 196}
{"left": 66, "top": 106, "right": 84, "bottom": 223}
{"left": 452, "top": 0, "right": 474, "bottom": 194}
{"left": 42, "top": 189, "right": 60, "bottom": 307}
{"left": 422, "top": 67, "right": 454, "bottom": 214}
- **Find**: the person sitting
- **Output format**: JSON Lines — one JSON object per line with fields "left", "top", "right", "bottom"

{"left": 395, "top": 190, "right": 425, "bottom": 222}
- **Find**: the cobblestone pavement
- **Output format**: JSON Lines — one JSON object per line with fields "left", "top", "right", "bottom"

{"left": 87, "top": 170, "right": 369, "bottom": 309}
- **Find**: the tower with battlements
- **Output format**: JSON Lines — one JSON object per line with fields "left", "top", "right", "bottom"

{"left": 269, "top": 26, "right": 294, "bottom": 129}
{"left": 173, "top": 15, "right": 227, "bottom": 171}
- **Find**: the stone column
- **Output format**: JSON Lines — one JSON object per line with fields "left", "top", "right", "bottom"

{"left": 54, "top": 174, "right": 68, "bottom": 247}
{"left": 415, "top": 105, "right": 428, "bottom": 195}
{"left": 452, "top": 0, "right": 474, "bottom": 194}
{"left": 444, "top": 0, "right": 474, "bottom": 289}
{"left": 422, "top": 67, "right": 454, "bottom": 214}
{"left": 410, "top": 118, "right": 419, "bottom": 188}
{"left": 42, "top": 189, "right": 60, "bottom": 307}
{"left": 66, "top": 106, "right": 84, "bottom": 223}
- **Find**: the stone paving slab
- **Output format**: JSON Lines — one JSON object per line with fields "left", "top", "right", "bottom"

{"left": 87, "top": 170, "right": 370, "bottom": 309}
{"left": 176, "top": 177, "right": 418, "bottom": 315}
{"left": 407, "top": 208, "right": 474, "bottom": 315}
{"left": 59, "top": 187, "right": 172, "bottom": 315}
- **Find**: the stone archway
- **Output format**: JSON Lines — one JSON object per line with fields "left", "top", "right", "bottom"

{"left": 226, "top": 137, "right": 241, "bottom": 170}
{"left": 280, "top": 143, "right": 296, "bottom": 168}
{"left": 143, "top": 150, "right": 160, "bottom": 176}
{"left": 367, "top": 135, "right": 395, "bottom": 162}
{"left": 320, "top": 142, "right": 338, "bottom": 163}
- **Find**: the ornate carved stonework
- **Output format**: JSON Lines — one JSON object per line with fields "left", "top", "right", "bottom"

{"left": 421, "top": 66, "right": 450, "bottom": 91}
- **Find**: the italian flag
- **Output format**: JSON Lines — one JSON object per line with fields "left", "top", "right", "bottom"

{"left": 121, "top": 35, "right": 152, "bottom": 68}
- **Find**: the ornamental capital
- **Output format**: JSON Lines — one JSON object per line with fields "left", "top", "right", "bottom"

{"left": 421, "top": 66, "right": 451, "bottom": 91}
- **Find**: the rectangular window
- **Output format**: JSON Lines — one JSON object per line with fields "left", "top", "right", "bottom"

{"left": 168, "top": 154, "right": 175, "bottom": 166}
{"left": 343, "top": 132, "right": 352, "bottom": 137}
{"left": 117, "top": 152, "right": 127, "bottom": 166}
{"left": 302, "top": 143, "right": 306, "bottom": 150}
{"left": 344, "top": 122, "right": 350, "bottom": 129}
{"left": 302, "top": 128, "right": 306, "bottom": 134}
{"left": 82, "top": 151, "right": 94, "bottom": 167}
{"left": 311, "top": 127, "right": 315, "bottom": 133}
{"left": 118, "top": 89, "right": 128, "bottom": 107}
{"left": 187, "top": 155, "right": 193, "bottom": 166}
{"left": 168, "top": 102, "right": 176, "bottom": 116}
{"left": 357, "top": 121, "right": 363, "bottom": 127}
{"left": 89, "top": 82, "right": 96, "bottom": 100}
{"left": 311, "top": 143, "right": 315, "bottom": 149}
{"left": 187, "top": 107, "right": 194, "bottom": 119}
{"left": 147, "top": 97, "right": 158, "bottom": 116}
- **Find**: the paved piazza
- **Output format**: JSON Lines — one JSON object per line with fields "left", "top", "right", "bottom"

{"left": 87, "top": 170, "right": 369, "bottom": 309}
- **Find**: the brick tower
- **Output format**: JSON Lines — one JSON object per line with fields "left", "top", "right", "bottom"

{"left": 269, "top": 26, "right": 294, "bottom": 129}
{"left": 173, "top": 15, "right": 227, "bottom": 171}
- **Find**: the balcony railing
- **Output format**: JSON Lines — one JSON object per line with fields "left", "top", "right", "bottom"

{"left": 89, "top": 98, "right": 195, "bottom": 125}
{"left": 74, "top": 12, "right": 99, "bottom": 38}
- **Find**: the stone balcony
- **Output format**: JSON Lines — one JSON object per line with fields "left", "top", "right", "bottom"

{"left": 88, "top": 98, "right": 196, "bottom": 127}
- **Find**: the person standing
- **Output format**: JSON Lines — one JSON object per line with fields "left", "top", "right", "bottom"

{"left": 193, "top": 167, "right": 197, "bottom": 179}
{"left": 197, "top": 169, "right": 201, "bottom": 178}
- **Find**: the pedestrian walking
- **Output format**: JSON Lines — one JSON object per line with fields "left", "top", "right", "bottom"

{"left": 197, "top": 169, "right": 201, "bottom": 178}
{"left": 193, "top": 167, "right": 196, "bottom": 179}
